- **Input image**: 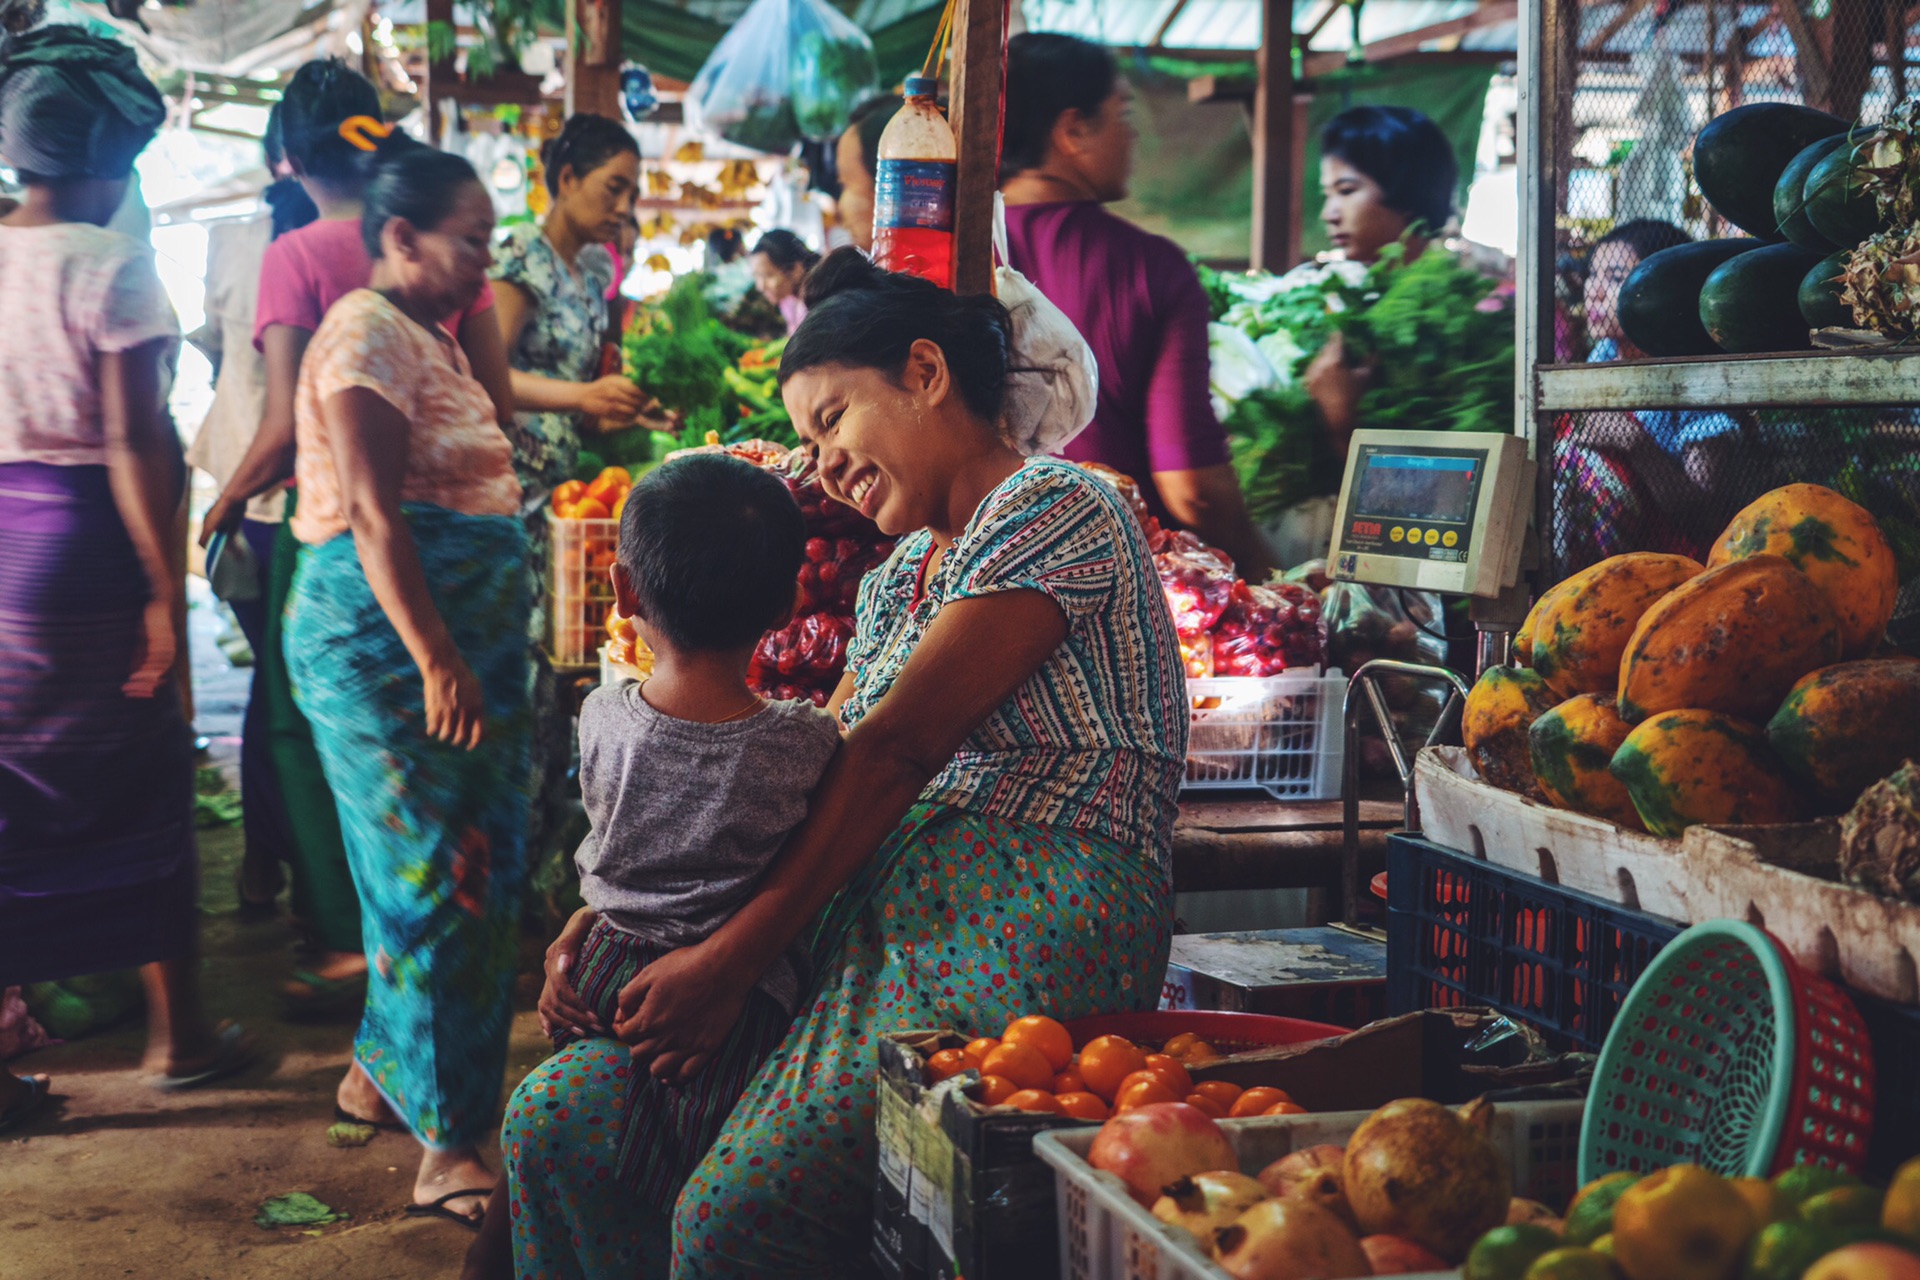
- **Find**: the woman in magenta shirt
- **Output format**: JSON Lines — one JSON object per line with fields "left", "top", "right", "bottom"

{"left": 1000, "top": 32, "right": 1273, "bottom": 579}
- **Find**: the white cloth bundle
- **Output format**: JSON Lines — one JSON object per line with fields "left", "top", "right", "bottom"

{"left": 992, "top": 193, "right": 1100, "bottom": 456}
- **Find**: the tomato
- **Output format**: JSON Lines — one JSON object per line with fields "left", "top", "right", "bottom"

{"left": 1002, "top": 1089, "right": 1061, "bottom": 1115}
{"left": 1183, "top": 1093, "right": 1228, "bottom": 1119}
{"left": 1113, "top": 1074, "right": 1180, "bottom": 1112}
{"left": 1263, "top": 1100, "right": 1308, "bottom": 1116}
{"left": 1000, "top": 1015, "right": 1073, "bottom": 1072}
{"left": 1077, "top": 1035, "right": 1148, "bottom": 1103}
{"left": 974, "top": 1074, "right": 1018, "bottom": 1106}
{"left": 1141, "top": 1054, "right": 1193, "bottom": 1097}
{"left": 1228, "top": 1086, "right": 1292, "bottom": 1118}
{"left": 569, "top": 497, "right": 611, "bottom": 520}
{"left": 1051, "top": 1067, "right": 1087, "bottom": 1095}
{"left": 552, "top": 480, "right": 587, "bottom": 512}
{"left": 924, "top": 1049, "right": 970, "bottom": 1084}
{"left": 596, "top": 465, "right": 632, "bottom": 488}
{"left": 610, "top": 488, "right": 629, "bottom": 522}
{"left": 962, "top": 1037, "right": 1000, "bottom": 1069}
{"left": 979, "top": 1042, "right": 1053, "bottom": 1091}
{"left": 1190, "top": 1080, "right": 1244, "bottom": 1109}
{"left": 1056, "top": 1091, "right": 1110, "bottom": 1122}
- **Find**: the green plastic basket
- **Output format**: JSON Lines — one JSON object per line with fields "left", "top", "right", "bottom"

{"left": 1578, "top": 920, "right": 1874, "bottom": 1184}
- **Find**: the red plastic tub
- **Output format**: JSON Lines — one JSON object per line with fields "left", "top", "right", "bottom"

{"left": 1063, "top": 1010, "right": 1349, "bottom": 1056}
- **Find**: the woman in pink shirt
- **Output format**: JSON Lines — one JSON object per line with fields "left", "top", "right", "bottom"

{"left": 749, "top": 228, "right": 820, "bottom": 335}
{"left": 196, "top": 60, "right": 514, "bottom": 1023}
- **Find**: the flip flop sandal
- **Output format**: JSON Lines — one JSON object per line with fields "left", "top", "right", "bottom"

{"left": 281, "top": 969, "right": 366, "bottom": 1021}
{"left": 332, "top": 1104, "right": 409, "bottom": 1135}
{"left": 153, "top": 1023, "right": 255, "bottom": 1093}
{"left": 405, "top": 1188, "right": 492, "bottom": 1230}
{"left": 0, "top": 1075, "right": 51, "bottom": 1135}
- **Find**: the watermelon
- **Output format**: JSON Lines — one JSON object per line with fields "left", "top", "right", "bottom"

{"left": 1699, "top": 242, "right": 1825, "bottom": 353}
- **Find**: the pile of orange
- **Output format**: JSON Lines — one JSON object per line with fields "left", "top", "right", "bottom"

{"left": 922, "top": 1016, "right": 1309, "bottom": 1122}
{"left": 552, "top": 467, "right": 632, "bottom": 521}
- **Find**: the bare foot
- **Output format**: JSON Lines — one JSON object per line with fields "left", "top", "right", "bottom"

{"left": 335, "top": 1061, "right": 402, "bottom": 1128}
{"left": 416, "top": 1145, "right": 495, "bottom": 1223}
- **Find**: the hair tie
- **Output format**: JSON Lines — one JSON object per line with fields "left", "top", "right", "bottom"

{"left": 338, "top": 116, "right": 394, "bottom": 152}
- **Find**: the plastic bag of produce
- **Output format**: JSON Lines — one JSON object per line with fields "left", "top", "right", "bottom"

{"left": 1212, "top": 580, "right": 1326, "bottom": 676}
{"left": 685, "top": 0, "right": 877, "bottom": 153}
{"left": 752, "top": 611, "right": 854, "bottom": 685}
{"left": 993, "top": 195, "right": 1100, "bottom": 456}
{"left": 1156, "top": 544, "right": 1237, "bottom": 639}
{"left": 1323, "top": 582, "right": 1447, "bottom": 708}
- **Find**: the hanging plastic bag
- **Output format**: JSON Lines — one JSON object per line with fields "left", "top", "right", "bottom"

{"left": 686, "top": 0, "right": 878, "bottom": 155}
{"left": 992, "top": 193, "right": 1100, "bottom": 456}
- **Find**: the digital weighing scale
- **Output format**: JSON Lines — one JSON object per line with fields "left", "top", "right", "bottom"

{"left": 1328, "top": 429, "right": 1534, "bottom": 599}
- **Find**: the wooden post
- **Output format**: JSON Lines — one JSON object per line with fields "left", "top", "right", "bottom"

{"left": 948, "top": 0, "right": 1006, "bottom": 295}
{"left": 567, "top": 0, "right": 623, "bottom": 120}
{"left": 1250, "top": 0, "right": 1293, "bottom": 271}
{"left": 424, "top": 0, "right": 455, "bottom": 139}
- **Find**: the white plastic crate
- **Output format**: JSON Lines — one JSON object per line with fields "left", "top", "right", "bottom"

{"left": 1033, "top": 1099, "right": 1584, "bottom": 1280}
{"left": 547, "top": 512, "right": 620, "bottom": 667}
{"left": 1184, "top": 670, "right": 1346, "bottom": 801}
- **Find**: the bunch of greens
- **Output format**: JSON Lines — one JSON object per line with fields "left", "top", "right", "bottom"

{"left": 792, "top": 29, "right": 878, "bottom": 138}
{"left": 1213, "top": 244, "right": 1513, "bottom": 521}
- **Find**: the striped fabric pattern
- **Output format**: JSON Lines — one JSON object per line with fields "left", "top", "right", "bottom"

{"left": 558, "top": 918, "right": 793, "bottom": 1214}
{"left": 839, "top": 457, "right": 1188, "bottom": 869}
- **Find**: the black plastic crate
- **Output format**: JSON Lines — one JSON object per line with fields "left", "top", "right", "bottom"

{"left": 1854, "top": 993, "right": 1920, "bottom": 1179}
{"left": 1385, "top": 836, "right": 1684, "bottom": 1053}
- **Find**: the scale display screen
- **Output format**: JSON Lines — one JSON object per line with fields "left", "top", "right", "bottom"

{"left": 1340, "top": 444, "right": 1489, "bottom": 567}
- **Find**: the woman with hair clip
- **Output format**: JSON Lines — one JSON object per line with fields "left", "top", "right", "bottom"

{"left": 488, "top": 111, "right": 645, "bottom": 880}
{"left": 284, "top": 136, "right": 531, "bottom": 1226}
{"left": 0, "top": 24, "right": 254, "bottom": 1133}
{"left": 520, "top": 249, "right": 1185, "bottom": 1276}
{"left": 197, "top": 58, "right": 514, "bottom": 1024}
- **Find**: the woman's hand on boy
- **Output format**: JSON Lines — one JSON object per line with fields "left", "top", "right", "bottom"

{"left": 537, "top": 908, "right": 604, "bottom": 1039}
{"left": 614, "top": 941, "right": 752, "bottom": 1083}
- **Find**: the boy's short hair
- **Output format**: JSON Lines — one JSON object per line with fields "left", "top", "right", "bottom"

{"left": 618, "top": 453, "right": 806, "bottom": 650}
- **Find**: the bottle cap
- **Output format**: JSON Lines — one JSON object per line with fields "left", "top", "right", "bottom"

{"left": 904, "top": 74, "right": 938, "bottom": 99}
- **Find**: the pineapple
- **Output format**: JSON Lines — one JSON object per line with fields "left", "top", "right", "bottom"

{"left": 1839, "top": 759, "right": 1920, "bottom": 904}
{"left": 1861, "top": 103, "right": 1920, "bottom": 226}
{"left": 1840, "top": 226, "right": 1920, "bottom": 334}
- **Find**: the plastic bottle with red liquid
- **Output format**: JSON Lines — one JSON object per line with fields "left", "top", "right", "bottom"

{"left": 872, "top": 75, "right": 956, "bottom": 288}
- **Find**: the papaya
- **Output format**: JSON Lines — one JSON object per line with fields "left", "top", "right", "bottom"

{"left": 1610, "top": 709, "right": 1806, "bottom": 837}
{"left": 1525, "top": 553, "right": 1704, "bottom": 699}
{"left": 1513, "top": 593, "right": 1546, "bottom": 667}
{"left": 1775, "top": 135, "right": 1848, "bottom": 249}
{"left": 1699, "top": 242, "right": 1825, "bottom": 353}
{"left": 1767, "top": 659, "right": 1920, "bottom": 805}
{"left": 1694, "top": 103, "right": 1849, "bottom": 239}
{"left": 1800, "top": 249, "right": 1855, "bottom": 329}
{"left": 1709, "top": 483, "right": 1899, "bottom": 658}
{"left": 1619, "top": 240, "right": 1762, "bottom": 357}
{"left": 1618, "top": 554, "right": 1842, "bottom": 723}
{"left": 1530, "top": 694, "right": 1643, "bottom": 829}
{"left": 1463, "top": 666, "right": 1557, "bottom": 797}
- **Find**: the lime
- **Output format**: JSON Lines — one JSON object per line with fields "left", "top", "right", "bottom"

{"left": 1746, "top": 1221, "right": 1850, "bottom": 1280}
{"left": 1525, "top": 1247, "right": 1616, "bottom": 1280}
{"left": 1467, "top": 1225, "right": 1567, "bottom": 1280}
{"left": 1592, "top": 1235, "right": 1617, "bottom": 1260}
{"left": 1803, "top": 1187, "right": 1887, "bottom": 1231}
{"left": 1774, "top": 1165, "right": 1861, "bottom": 1211}
{"left": 1567, "top": 1173, "right": 1641, "bottom": 1247}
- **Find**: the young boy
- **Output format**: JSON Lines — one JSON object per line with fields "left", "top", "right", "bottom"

{"left": 504, "top": 452, "right": 841, "bottom": 1247}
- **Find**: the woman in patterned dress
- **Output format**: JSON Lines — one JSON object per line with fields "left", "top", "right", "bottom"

{"left": 506, "top": 249, "right": 1185, "bottom": 1278}
{"left": 283, "top": 138, "right": 532, "bottom": 1224}
{"left": 489, "top": 112, "right": 645, "bottom": 873}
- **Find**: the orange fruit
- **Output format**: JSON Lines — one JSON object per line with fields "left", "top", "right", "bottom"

{"left": 1191, "top": 1080, "right": 1244, "bottom": 1109}
{"left": 569, "top": 497, "right": 611, "bottom": 520}
{"left": 1052, "top": 1067, "right": 1087, "bottom": 1095}
{"left": 610, "top": 489, "right": 630, "bottom": 522}
{"left": 552, "top": 480, "right": 587, "bottom": 511}
{"left": 1229, "top": 1087, "right": 1292, "bottom": 1118}
{"left": 1181, "top": 1039, "right": 1221, "bottom": 1064}
{"left": 1142, "top": 1054, "right": 1194, "bottom": 1096}
{"left": 963, "top": 1037, "right": 1000, "bottom": 1068}
{"left": 974, "top": 1074, "right": 1018, "bottom": 1106}
{"left": 1001, "top": 1015, "right": 1074, "bottom": 1072}
{"left": 1114, "top": 1074, "right": 1180, "bottom": 1112}
{"left": 1184, "top": 1093, "right": 1228, "bottom": 1119}
{"left": 925, "top": 1049, "right": 970, "bottom": 1084}
{"left": 1161, "top": 1032, "right": 1205, "bottom": 1059}
{"left": 1264, "top": 1101, "right": 1308, "bottom": 1116}
{"left": 980, "top": 1043, "right": 1053, "bottom": 1091}
{"left": 1003, "top": 1089, "right": 1061, "bottom": 1115}
{"left": 596, "top": 466, "right": 632, "bottom": 488}
{"left": 1078, "top": 1035, "right": 1148, "bottom": 1102}
{"left": 1056, "top": 1091, "right": 1110, "bottom": 1121}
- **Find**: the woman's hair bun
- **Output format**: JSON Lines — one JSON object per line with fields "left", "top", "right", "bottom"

{"left": 801, "top": 246, "right": 886, "bottom": 307}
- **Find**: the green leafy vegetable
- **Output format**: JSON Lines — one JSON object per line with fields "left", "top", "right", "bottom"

{"left": 621, "top": 276, "right": 797, "bottom": 452}
{"left": 255, "top": 1193, "right": 348, "bottom": 1229}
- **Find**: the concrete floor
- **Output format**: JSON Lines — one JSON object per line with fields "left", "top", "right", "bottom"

{"left": 1, "top": 586, "right": 555, "bottom": 1280}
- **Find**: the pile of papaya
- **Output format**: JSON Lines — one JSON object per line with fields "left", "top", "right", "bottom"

{"left": 1465, "top": 482, "right": 1919, "bottom": 839}
{"left": 1621, "top": 100, "right": 1913, "bottom": 355}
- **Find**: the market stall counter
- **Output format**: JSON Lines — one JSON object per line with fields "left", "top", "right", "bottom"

{"left": 1172, "top": 790, "right": 1402, "bottom": 910}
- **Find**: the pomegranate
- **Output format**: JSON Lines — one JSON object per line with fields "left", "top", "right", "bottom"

{"left": 1361, "top": 1235, "right": 1453, "bottom": 1274}
{"left": 1342, "top": 1097, "right": 1511, "bottom": 1264}
{"left": 1805, "top": 1244, "right": 1920, "bottom": 1280}
{"left": 1257, "top": 1145, "right": 1357, "bottom": 1229}
{"left": 1087, "top": 1102, "right": 1236, "bottom": 1207}
{"left": 1152, "top": 1171, "right": 1269, "bottom": 1242}
{"left": 1214, "top": 1197, "right": 1371, "bottom": 1280}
